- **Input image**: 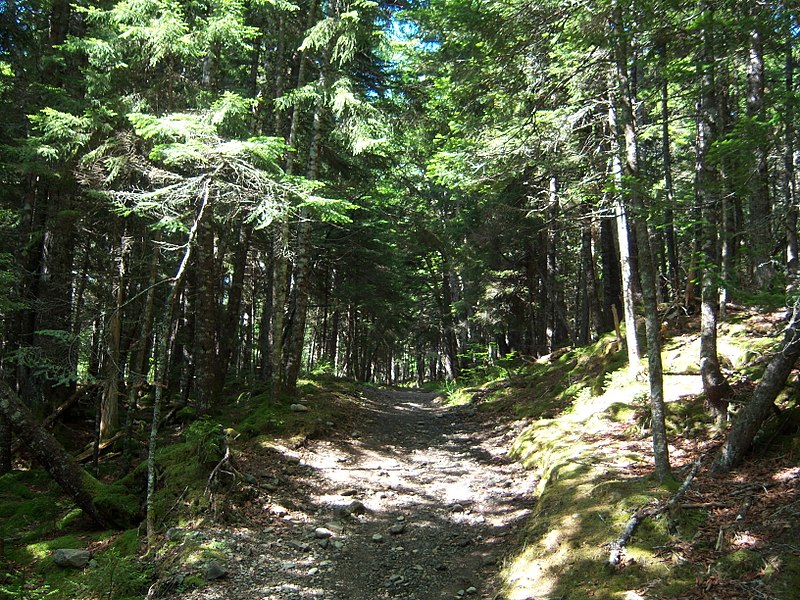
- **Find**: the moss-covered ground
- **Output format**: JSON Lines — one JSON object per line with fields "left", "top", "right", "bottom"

{"left": 0, "top": 377, "right": 365, "bottom": 599}
{"left": 451, "top": 309, "right": 800, "bottom": 600}
{"left": 2, "top": 308, "right": 799, "bottom": 599}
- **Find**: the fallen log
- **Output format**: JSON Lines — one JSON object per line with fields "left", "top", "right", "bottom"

{"left": 75, "top": 431, "right": 124, "bottom": 462}
{"left": 0, "top": 381, "right": 113, "bottom": 529}
{"left": 10, "top": 383, "right": 100, "bottom": 455}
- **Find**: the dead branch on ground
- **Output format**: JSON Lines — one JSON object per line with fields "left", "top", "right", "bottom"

{"left": 608, "top": 457, "right": 702, "bottom": 568}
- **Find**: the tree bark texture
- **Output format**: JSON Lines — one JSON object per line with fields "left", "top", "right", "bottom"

{"left": 659, "top": 40, "right": 679, "bottom": 301}
{"left": 746, "top": 9, "right": 774, "bottom": 289}
{"left": 271, "top": 225, "right": 289, "bottom": 399}
{"left": 784, "top": 25, "right": 798, "bottom": 285}
{"left": 611, "top": 3, "right": 670, "bottom": 480}
{"left": 0, "top": 381, "right": 112, "bottom": 528}
{"left": 608, "top": 81, "right": 641, "bottom": 378}
{"left": 577, "top": 221, "right": 593, "bottom": 345}
{"left": 696, "top": 0, "right": 731, "bottom": 425}
{"left": 285, "top": 71, "right": 324, "bottom": 394}
{"left": 599, "top": 210, "right": 622, "bottom": 333}
{"left": 193, "top": 198, "right": 218, "bottom": 413}
{"left": 713, "top": 300, "right": 800, "bottom": 473}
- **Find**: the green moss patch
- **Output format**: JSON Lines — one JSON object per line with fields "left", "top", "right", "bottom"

{"left": 492, "top": 306, "right": 800, "bottom": 600}
{"left": 502, "top": 383, "right": 700, "bottom": 599}
{"left": 462, "top": 333, "right": 627, "bottom": 420}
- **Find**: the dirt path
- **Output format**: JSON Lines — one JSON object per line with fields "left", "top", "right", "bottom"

{"left": 165, "top": 388, "right": 536, "bottom": 600}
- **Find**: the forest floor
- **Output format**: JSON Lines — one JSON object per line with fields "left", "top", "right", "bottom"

{"left": 3, "top": 309, "right": 800, "bottom": 600}
{"left": 158, "top": 387, "right": 537, "bottom": 600}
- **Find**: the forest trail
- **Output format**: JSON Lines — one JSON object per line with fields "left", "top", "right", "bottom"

{"left": 166, "top": 388, "right": 537, "bottom": 600}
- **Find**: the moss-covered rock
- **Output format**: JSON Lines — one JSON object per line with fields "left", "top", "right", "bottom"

{"left": 713, "top": 549, "right": 763, "bottom": 576}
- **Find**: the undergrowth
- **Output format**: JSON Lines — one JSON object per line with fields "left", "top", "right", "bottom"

{"left": 446, "top": 310, "right": 800, "bottom": 600}
{"left": 0, "top": 375, "right": 364, "bottom": 600}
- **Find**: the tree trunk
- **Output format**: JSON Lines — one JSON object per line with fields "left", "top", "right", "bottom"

{"left": 216, "top": 225, "right": 252, "bottom": 393}
{"left": 0, "top": 381, "right": 113, "bottom": 529}
{"left": 611, "top": 3, "right": 671, "bottom": 480}
{"left": 271, "top": 224, "right": 289, "bottom": 400}
{"left": 100, "top": 235, "right": 129, "bottom": 441}
{"left": 746, "top": 8, "right": 774, "bottom": 289}
{"left": 440, "top": 260, "right": 460, "bottom": 379}
{"left": 272, "top": 1, "right": 316, "bottom": 399}
{"left": 696, "top": 0, "right": 731, "bottom": 425}
{"left": 146, "top": 178, "right": 211, "bottom": 548}
{"left": 599, "top": 209, "right": 622, "bottom": 333}
{"left": 659, "top": 40, "right": 679, "bottom": 302}
{"left": 576, "top": 222, "right": 592, "bottom": 346}
{"left": 544, "top": 175, "right": 570, "bottom": 351}
{"left": 194, "top": 197, "right": 218, "bottom": 413}
{"left": 609, "top": 81, "right": 641, "bottom": 377}
{"left": 713, "top": 299, "right": 800, "bottom": 473}
{"left": 285, "top": 71, "right": 324, "bottom": 394}
{"left": 34, "top": 190, "right": 78, "bottom": 411}
{"left": 122, "top": 234, "right": 160, "bottom": 473}
{"left": 784, "top": 24, "right": 798, "bottom": 285}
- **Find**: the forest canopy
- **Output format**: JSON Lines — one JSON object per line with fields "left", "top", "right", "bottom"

{"left": 1, "top": 0, "right": 799, "bottom": 482}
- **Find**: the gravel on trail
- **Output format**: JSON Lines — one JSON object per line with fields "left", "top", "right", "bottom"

{"left": 159, "top": 388, "right": 537, "bottom": 600}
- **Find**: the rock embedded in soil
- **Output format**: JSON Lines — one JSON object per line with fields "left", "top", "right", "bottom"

{"left": 344, "top": 500, "right": 367, "bottom": 516}
{"left": 389, "top": 522, "right": 406, "bottom": 534}
{"left": 203, "top": 560, "right": 228, "bottom": 580}
{"left": 52, "top": 549, "right": 91, "bottom": 568}
{"left": 288, "top": 540, "right": 311, "bottom": 551}
{"left": 314, "top": 527, "right": 333, "bottom": 539}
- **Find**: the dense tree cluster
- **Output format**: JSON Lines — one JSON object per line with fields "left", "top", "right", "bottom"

{"left": 0, "top": 0, "right": 798, "bottom": 483}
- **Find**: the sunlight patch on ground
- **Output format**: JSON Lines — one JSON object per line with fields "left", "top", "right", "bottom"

{"left": 441, "top": 480, "right": 473, "bottom": 504}
{"left": 772, "top": 466, "right": 800, "bottom": 482}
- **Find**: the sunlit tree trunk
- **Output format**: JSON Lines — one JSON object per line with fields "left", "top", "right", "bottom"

{"left": 285, "top": 71, "right": 324, "bottom": 394}
{"left": 784, "top": 23, "right": 798, "bottom": 285}
{"left": 440, "top": 259, "right": 460, "bottom": 379}
{"left": 695, "top": 1, "right": 731, "bottom": 426}
{"left": 609, "top": 84, "right": 641, "bottom": 377}
{"left": 611, "top": 2, "right": 670, "bottom": 480}
{"left": 256, "top": 242, "right": 274, "bottom": 379}
{"left": 576, "top": 221, "right": 593, "bottom": 346}
{"left": 658, "top": 39, "right": 679, "bottom": 302}
{"left": 272, "top": 0, "right": 317, "bottom": 400}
